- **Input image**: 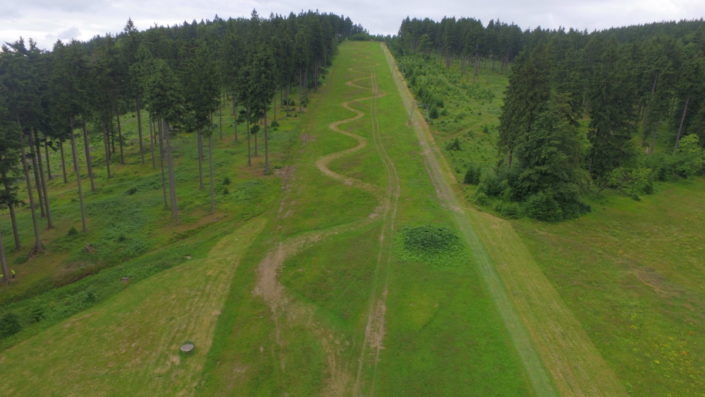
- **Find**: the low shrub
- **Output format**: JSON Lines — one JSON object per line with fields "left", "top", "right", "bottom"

{"left": 525, "top": 192, "right": 563, "bottom": 222}
{"left": 463, "top": 165, "right": 482, "bottom": 184}
{"left": 495, "top": 201, "right": 521, "bottom": 219}
{"left": 429, "top": 106, "right": 439, "bottom": 119}
{"left": 446, "top": 138, "right": 461, "bottom": 151}
{"left": 0, "top": 313, "right": 22, "bottom": 337}
{"left": 401, "top": 226, "right": 460, "bottom": 255}
{"left": 478, "top": 169, "right": 505, "bottom": 197}
{"left": 473, "top": 192, "right": 490, "bottom": 206}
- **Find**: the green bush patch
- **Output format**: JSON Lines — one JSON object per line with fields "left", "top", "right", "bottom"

{"left": 398, "top": 225, "right": 464, "bottom": 266}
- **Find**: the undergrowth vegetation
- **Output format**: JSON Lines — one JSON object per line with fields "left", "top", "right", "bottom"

{"left": 0, "top": 97, "right": 295, "bottom": 349}
{"left": 399, "top": 225, "right": 463, "bottom": 266}
{"left": 398, "top": 52, "right": 705, "bottom": 222}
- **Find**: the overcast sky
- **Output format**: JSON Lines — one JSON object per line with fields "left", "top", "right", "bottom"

{"left": 2, "top": 0, "right": 705, "bottom": 49}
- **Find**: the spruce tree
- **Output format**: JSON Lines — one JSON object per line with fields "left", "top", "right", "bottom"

{"left": 498, "top": 46, "right": 551, "bottom": 167}
{"left": 586, "top": 38, "right": 638, "bottom": 181}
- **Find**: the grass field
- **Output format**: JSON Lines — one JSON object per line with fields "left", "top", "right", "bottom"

{"left": 3, "top": 39, "right": 700, "bottom": 396}
{"left": 199, "top": 41, "right": 533, "bottom": 396}
{"left": 0, "top": 217, "right": 265, "bottom": 395}
{"left": 0, "top": 41, "right": 534, "bottom": 396}
{"left": 515, "top": 179, "right": 705, "bottom": 396}
{"left": 408, "top": 51, "right": 705, "bottom": 395}
{"left": 388, "top": 46, "right": 627, "bottom": 397}
{"left": 0, "top": 93, "right": 294, "bottom": 351}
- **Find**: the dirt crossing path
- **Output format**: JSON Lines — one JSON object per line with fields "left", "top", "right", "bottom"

{"left": 382, "top": 43, "right": 626, "bottom": 397}
{"left": 254, "top": 67, "right": 398, "bottom": 396}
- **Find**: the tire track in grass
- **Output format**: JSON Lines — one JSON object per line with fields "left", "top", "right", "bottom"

{"left": 383, "top": 42, "right": 626, "bottom": 397}
{"left": 352, "top": 71, "right": 401, "bottom": 397}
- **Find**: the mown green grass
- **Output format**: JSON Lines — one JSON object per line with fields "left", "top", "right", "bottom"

{"left": 370, "top": 47, "right": 531, "bottom": 396}
{"left": 200, "top": 41, "right": 532, "bottom": 396}
{"left": 407, "top": 52, "right": 705, "bottom": 395}
{"left": 0, "top": 95, "right": 296, "bottom": 348}
{"left": 515, "top": 178, "right": 705, "bottom": 396}
{"left": 0, "top": 217, "right": 266, "bottom": 396}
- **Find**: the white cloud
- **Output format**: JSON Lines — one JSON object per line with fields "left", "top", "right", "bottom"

{"left": 57, "top": 27, "right": 81, "bottom": 41}
{"left": 1, "top": 0, "right": 704, "bottom": 49}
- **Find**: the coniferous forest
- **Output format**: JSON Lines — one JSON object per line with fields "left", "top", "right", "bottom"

{"left": 0, "top": 11, "right": 364, "bottom": 256}
{"left": 1, "top": 8, "right": 705, "bottom": 397}
{"left": 392, "top": 17, "right": 705, "bottom": 220}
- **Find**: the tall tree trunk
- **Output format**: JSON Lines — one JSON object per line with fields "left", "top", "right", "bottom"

{"left": 299, "top": 70, "right": 304, "bottom": 113}
{"left": 314, "top": 62, "right": 320, "bottom": 87}
{"left": 508, "top": 149, "right": 514, "bottom": 168}
{"left": 643, "top": 75, "right": 660, "bottom": 153}
{"left": 247, "top": 118, "right": 251, "bottom": 167}
{"left": 149, "top": 114, "right": 156, "bottom": 169}
{"left": 59, "top": 140, "right": 68, "bottom": 184}
{"left": 82, "top": 122, "right": 95, "bottom": 192}
{"left": 32, "top": 129, "right": 52, "bottom": 229}
{"left": 163, "top": 121, "right": 178, "bottom": 223}
{"left": 2, "top": 176, "right": 20, "bottom": 250}
{"left": 7, "top": 201, "right": 20, "bottom": 250}
{"left": 303, "top": 71, "right": 308, "bottom": 111}
{"left": 197, "top": 133, "right": 204, "bottom": 190}
{"left": 254, "top": 123, "right": 258, "bottom": 157}
{"left": 264, "top": 112, "right": 270, "bottom": 174}
{"left": 29, "top": 131, "right": 46, "bottom": 219}
{"left": 21, "top": 136, "right": 42, "bottom": 253}
{"left": 110, "top": 119, "right": 116, "bottom": 154}
{"left": 103, "top": 124, "right": 112, "bottom": 178}
{"left": 0, "top": 231, "right": 9, "bottom": 284}
{"left": 116, "top": 113, "right": 125, "bottom": 164}
{"left": 218, "top": 95, "right": 223, "bottom": 139}
{"left": 69, "top": 129, "right": 87, "bottom": 232}
{"left": 136, "top": 98, "right": 144, "bottom": 164}
{"left": 208, "top": 134, "right": 215, "bottom": 213}
{"left": 232, "top": 98, "right": 238, "bottom": 142}
{"left": 157, "top": 120, "right": 169, "bottom": 209}
{"left": 474, "top": 56, "right": 480, "bottom": 81}
{"left": 674, "top": 96, "right": 690, "bottom": 150}
{"left": 273, "top": 91, "right": 278, "bottom": 123}
{"left": 285, "top": 84, "right": 291, "bottom": 116}
{"left": 44, "top": 138, "right": 52, "bottom": 180}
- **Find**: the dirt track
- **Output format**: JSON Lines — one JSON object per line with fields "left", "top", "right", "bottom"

{"left": 254, "top": 64, "right": 398, "bottom": 396}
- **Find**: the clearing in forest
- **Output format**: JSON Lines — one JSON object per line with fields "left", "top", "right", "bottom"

{"left": 199, "top": 41, "right": 532, "bottom": 396}
{"left": 0, "top": 41, "right": 630, "bottom": 397}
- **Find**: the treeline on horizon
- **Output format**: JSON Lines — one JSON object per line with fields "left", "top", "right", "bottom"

{"left": 392, "top": 17, "right": 705, "bottom": 221}
{"left": 0, "top": 10, "right": 364, "bottom": 260}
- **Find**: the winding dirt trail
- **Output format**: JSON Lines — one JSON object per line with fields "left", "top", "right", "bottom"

{"left": 315, "top": 77, "right": 385, "bottom": 197}
{"left": 253, "top": 65, "right": 397, "bottom": 396}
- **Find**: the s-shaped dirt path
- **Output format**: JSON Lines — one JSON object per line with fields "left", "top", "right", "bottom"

{"left": 254, "top": 66, "right": 398, "bottom": 396}
{"left": 383, "top": 43, "right": 626, "bottom": 397}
